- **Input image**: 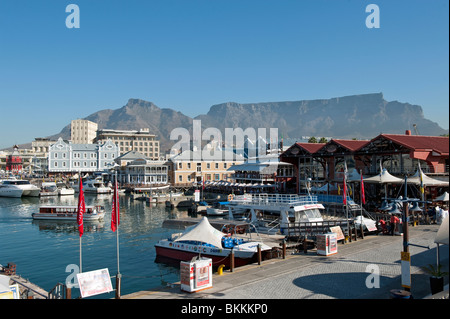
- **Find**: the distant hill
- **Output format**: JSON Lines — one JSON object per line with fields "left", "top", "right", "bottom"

{"left": 39, "top": 92, "right": 448, "bottom": 152}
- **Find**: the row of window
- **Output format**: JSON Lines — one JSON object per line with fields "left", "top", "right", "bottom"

{"left": 52, "top": 161, "right": 114, "bottom": 168}
{"left": 176, "top": 162, "right": 229, "bottom": 170}
{"left": 177, "top": 173, "right": 228, "bottom": 182}
{"left": 53, "top": 152, "right": 116, "bottom": 159}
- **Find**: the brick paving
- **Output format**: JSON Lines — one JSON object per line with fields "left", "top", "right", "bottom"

{"left": 123, "top": 224, "right": 448, "bottom": 299}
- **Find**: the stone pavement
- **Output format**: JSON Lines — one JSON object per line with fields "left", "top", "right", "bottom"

{"left": 123, "top": 224, "right": 448, "bottom": 299}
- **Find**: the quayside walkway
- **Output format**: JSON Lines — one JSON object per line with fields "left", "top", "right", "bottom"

{"left": 123, "top": 224, "right": 448, "bottom": 299}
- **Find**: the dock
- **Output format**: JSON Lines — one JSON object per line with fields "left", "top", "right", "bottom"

{"left": 122, "top": 223, "right": 448, "bottom": 300}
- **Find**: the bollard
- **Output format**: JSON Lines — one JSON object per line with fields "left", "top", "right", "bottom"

{"left": 115, "top": 273, "right": 122, "bottom": 299}
{"left": 218, "top": 264, "right": 225, "bottom": 275}
{"left": 229, "top": 249, "right": 235, "bottom": 272}
{"left": 257, "top": 244, "right": 262, "bottom": 265}
{"left": 282, "top": 240, "right": 286, "bottom": 259}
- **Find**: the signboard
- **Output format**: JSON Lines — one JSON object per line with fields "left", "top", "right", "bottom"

{"left": 330, "top": 226, "right": 345, "bottom": 241}
{"left": 77, "top": 268, "right": 113, "bottom": 298}
{"left": 401, "top": 252, "right": 411, "bottom": 289}
{"left": 194, "top": 190, "right": 200, "bottom": 202}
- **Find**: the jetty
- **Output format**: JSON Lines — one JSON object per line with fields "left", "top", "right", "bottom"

{"left": 122, "top": 223, "right": 448, "bottom": 299}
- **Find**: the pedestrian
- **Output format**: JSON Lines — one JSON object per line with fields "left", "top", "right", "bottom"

{"left": 390, "top": 214, "right": 399, "bottom": 236}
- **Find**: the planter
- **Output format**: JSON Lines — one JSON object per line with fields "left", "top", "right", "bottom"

{"left": 429, "top": 276, "right": 444, "bottom": 295}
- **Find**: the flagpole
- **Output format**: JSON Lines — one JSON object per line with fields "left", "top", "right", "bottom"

{"left": 113, "top": 169, "right": 121, "bottom": 299}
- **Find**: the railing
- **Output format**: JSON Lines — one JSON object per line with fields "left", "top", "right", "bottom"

{"left": 48, "top": 283, "right": 69, "bottom": 299}
{"left": 286, "top": 220, "right": 351, "bottom": 239}
{"left": 230, "top": 193, "right": 318, "bottom": 207}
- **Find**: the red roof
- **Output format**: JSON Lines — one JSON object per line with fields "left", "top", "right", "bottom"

{"left": 380, "top": 134, "right": 449, "bottom": 155}
{"left": 295, "top": 142, "right": 326, "bottom": 153}
{"left": 332, "top": 139, "right": 370, "bottom": 152}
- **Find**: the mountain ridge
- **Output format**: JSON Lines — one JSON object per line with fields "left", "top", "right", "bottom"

{"left": 28, "top": 92, "right": 450, "bottom": 152}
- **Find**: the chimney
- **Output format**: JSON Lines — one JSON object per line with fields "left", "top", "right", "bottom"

{"left": 405, "top": 130, "right": 411, "bottom": 136}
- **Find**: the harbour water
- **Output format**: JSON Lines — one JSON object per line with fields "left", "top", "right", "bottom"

{"left": 0, "top": 193, "right": 187, "bottom": 299}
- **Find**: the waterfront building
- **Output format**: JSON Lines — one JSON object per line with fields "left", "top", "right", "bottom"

{"left": 228, "top": 153, "right": 294, "bottom": 192}
{"left": 48, "top": 137, "right": 119, "bottom": 175}
{"left": 71, "top": 119, "right": 98, "bottom": 144}
{"left": 95, "top": 128, "right": 160, "bottom": 160}
{"left": 117, "top": 158, "right": 169, "bottom": 185}
{"left": 5, "top": 145, "right": 22, "bottom": 174}
{"left": 169, "top": 149, "right": 245, "bottom": 187}
{"left": 280, "top": 130, "right": 449, "bottom": 200}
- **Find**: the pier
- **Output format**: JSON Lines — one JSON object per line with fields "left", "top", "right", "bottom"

{"left": 122, "top": 223, "right": 448, "bottom": 299}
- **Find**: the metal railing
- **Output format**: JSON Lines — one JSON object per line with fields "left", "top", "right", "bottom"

{"left": 230, "top": 193, "right": 318, "bottom": 207}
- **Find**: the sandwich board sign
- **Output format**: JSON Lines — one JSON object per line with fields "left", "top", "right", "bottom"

{"left": 77, "top": 268, "right": 113, "bottom": 298}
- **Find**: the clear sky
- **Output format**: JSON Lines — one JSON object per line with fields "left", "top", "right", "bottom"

{"left": 0, "top": 0, "right": 448, "bottom": 149}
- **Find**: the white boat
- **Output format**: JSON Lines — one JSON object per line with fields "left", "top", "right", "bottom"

{"left": 155, "top": 217, "right": 272, "bottom": 268}
{"left": 206, "top": 201, "right": 230, "bottom": 216}
{"left": 0, "top": 179, "right": 40, "bottom": 197}
{"left": 0, "top": 183, "right": 23, "bottom": 198}
{"left": 227, "top": 193, "right": 324, "bottom": 235}
{"left": 40, "top": 182, "right": 59, "bottom": 197}
{"left": 73, "top": 179, "right": 111, "bottom": 194}
{"left": 57, "top": 182, "right": 75, "bottom": 196}
{"left": 32, "top": 205, "right": 105, "bottom": 221}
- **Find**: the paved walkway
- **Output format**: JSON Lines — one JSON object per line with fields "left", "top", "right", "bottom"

{"left": 123, "top": 224, "right": 448, "bottom": 299}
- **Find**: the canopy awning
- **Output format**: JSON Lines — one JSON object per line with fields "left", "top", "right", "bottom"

{"left": 174, "top": 217, "right": 224, "bottom": 248}
{"left": 407, "top": 168, "right": 449, "bottom": 187}
{"left": 435, "top": 216, "right": 449, "bottom": 245}
{"left": 363, "top": 168, "right": 404, "bottom": 184}
{"left": 434, "top": 192, "right": 450, "bottom": 202}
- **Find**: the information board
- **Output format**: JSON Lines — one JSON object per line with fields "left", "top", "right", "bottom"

{"left": 77, "top": 268, "right": 113, "bottom": 298}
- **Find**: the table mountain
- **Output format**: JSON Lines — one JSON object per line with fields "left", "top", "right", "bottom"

{"left": 49, "top": 93, "right": 448, "bottom": 152}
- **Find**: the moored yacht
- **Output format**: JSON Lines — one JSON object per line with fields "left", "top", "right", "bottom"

{"left": 0, "top": 179, "right": 40, "bottom": 197}
{"left": 0, "top": 183, "right": 23, "bottom": 198}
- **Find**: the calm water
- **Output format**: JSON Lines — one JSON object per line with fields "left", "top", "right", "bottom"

{"left": 0, "top": 193, "right": 188, "bottom": 299}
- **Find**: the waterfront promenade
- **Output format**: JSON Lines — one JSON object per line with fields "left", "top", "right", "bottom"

{"left": 123, "top": 223, "right": 448, "bottom": 299}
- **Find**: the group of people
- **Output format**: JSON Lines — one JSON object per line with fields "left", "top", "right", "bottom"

{"left": 377, "top": 203, "right": 448, "bottom": 235}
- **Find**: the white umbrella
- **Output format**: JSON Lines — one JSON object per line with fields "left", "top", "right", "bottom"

{"left": 434, "top": 192, "right": 449, "bottom": 202}
{"left": 435, "top": 216, "right": 449, "bottom": 245}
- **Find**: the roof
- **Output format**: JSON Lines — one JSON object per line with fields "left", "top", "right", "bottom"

{"left": 381, "top": 134, "right": 449, "bottom": 155}
{"left": 331, "top": 139, "right": 370, "bottom": 152}
{"left": 295, "top": 143, "right": 326, "bottom": 153}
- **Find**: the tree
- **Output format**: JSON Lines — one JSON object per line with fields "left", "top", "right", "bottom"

{"left": 308, "top": 136, "right": 317, "bottom": 143}
{"left": 318, "top": 137, "right": 328, "bottom": 143}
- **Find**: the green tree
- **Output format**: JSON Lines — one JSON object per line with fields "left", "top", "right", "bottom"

{"left": 308, "top": 136, "right": 317, "bottom": 143}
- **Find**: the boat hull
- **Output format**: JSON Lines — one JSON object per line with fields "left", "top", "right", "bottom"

{"left": 32, "top": 212, "right": 105, "bottom": 221}
{"left": 155, "top": 240, "right": 270, "bottom": 268}
{"left": 0, "top": 189, "right": 23, "bottom": 198}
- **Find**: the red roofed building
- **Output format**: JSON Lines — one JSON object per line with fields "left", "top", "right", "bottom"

{"left": 6, "top": 145, "right": 23, "bottom": 174}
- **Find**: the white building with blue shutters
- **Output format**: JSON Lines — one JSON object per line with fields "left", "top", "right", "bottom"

{"left": 48, "top": 137, "right": 119, "bottom": 174}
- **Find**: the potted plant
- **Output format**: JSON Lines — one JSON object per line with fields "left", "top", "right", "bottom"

{"left": 421, "top": 264, "right": 448, "bottom": 295}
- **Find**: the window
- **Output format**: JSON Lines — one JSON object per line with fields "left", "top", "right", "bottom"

{"left": 224, "top": 163, "right": 227, "bottom": 169}
{"left": 178, "top": 162, "right": 182, "bottom": 169}
{"left": 214, "top": 174, "right": 220, "bottom": 181}
{"left": 206, "top": 163, "right": 210, "bottom": 169}
{"left": 187, "top": 163, "right": 191, "bottom": 169}
{"left": 215, "top": 162, "right": 219, "bottom": 169}
{"left": 178, "top": 175, "right": 183, "bottom": 182}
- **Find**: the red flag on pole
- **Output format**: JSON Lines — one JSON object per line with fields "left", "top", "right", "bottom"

{"left": 360, "top": 170, "right": 366, "bottom": 205}
{"left": 77, "top": 178, "right": 85, "bottom": 237}
{"left": 111, "top": 180, "right": 120, "bottom": 232}
{"left": 342, "top": 174, "right": 347, "bottom": 205}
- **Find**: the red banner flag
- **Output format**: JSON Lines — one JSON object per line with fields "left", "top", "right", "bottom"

{"left": 360, "top": 170, "right": 366, "bottom": 205}
{"left": 111, "top": 180, "right": 120, "bottom": 232}
{"left": 77, "top": 178, "right": 85, "bottom": 237}
{"left": 342, "top": 175, "right": 347, "bottom": 205}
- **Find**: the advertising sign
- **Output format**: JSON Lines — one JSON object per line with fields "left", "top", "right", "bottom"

{"left": 77, "top": 268, "right": 113, "bottom": 298}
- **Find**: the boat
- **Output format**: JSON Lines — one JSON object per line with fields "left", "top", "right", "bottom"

{"left": 206, "top": 201, "right": 230, "bottom": 216}
{"left": 57, "top": 182, "right": 75, "bottom": 196}
{"left": 227, "top": 193, "right": 324, "bottom": 235}
{"left": 0, "top": 183, "right": 23, "bottom": 198}
{"left": 0, "top": 179, "right": 40, "bottom": 197}
{"left": 154, "top": 217, "right": 272, "bottom": 268}
{"left": 32, "top": 205, "right": 105, "bottom": 221}
{"left": 40, "top": 182, "right": 59, "bottom": 197}
{"left": 73, "top": 179, "right": 111, "bottom": 194}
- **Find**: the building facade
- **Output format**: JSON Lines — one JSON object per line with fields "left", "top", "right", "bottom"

{"left": 48, "top": 137, "right": 119, "bottom": 174}
{"left": 71, "top": 119, "right": 98, "bottom": 144}
{"left": 170, "top": 150, "right": 245, "bottom": 186}
{"left": 95, "top": 128, "right": 160, "bottom": 160}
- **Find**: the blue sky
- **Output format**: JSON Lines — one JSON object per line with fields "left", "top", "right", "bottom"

{"left": 0, "top": 0, "right": 448, "bottom": 149}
